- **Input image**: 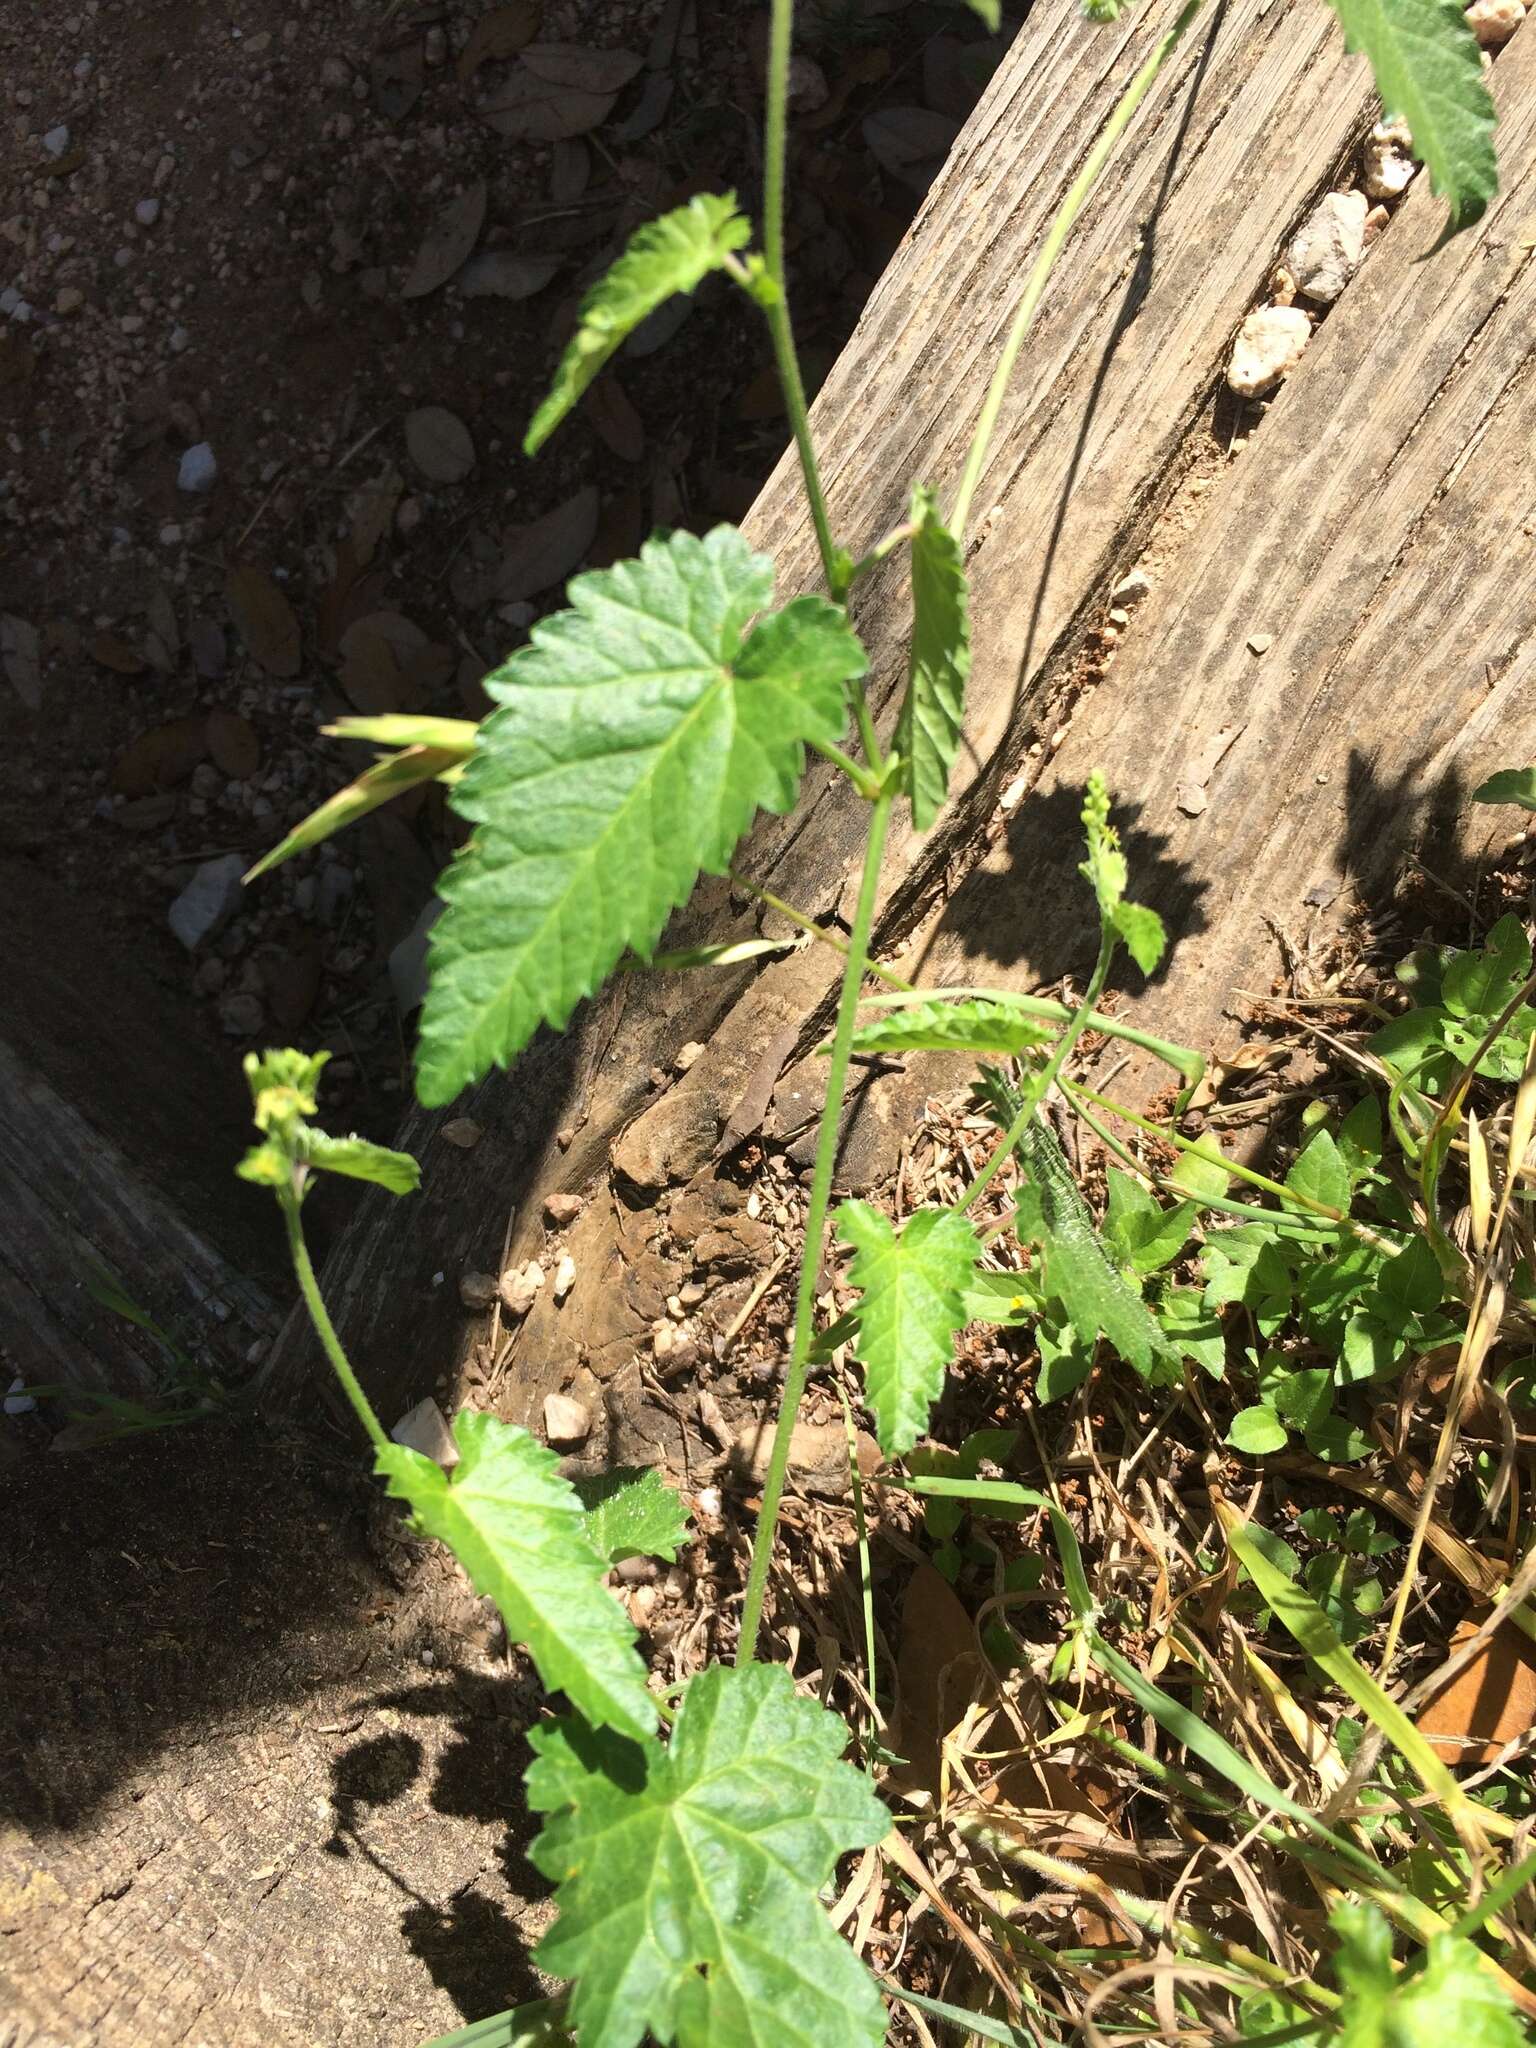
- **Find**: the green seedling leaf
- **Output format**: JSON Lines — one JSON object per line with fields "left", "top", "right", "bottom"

{"left": 1273, "top": 1367, "right": 1333, "bottom": 1430}
{"left": 526, "top": 194, "right": 752, "bottom": 455}
{"left": 299, "top": 1128, "right": 421, "bottom": 1195}
{"left": 1472, "top": 766, "right": 1536, "bottom": 812}
{"left": 238, "top": 1048, "right": 421, "bottom": 1197}
{"left": 422, "top": 2001, "right": 572, "bottom": 2048}
{"left": 417, "top": 528, "right": 864, "bottom": 1105}
{"left": 1227, "top": 1405, "right": 1290, "bottom": 1456}
{"left": 1076, "top": 771, "right": 1166, "bottom": 970}
{"left": 328, "top": 714, "right": 481, "bottom": 751}
{"left": 1338, "top": 1096, "right": 1385, "bottom": 1181}
{"left": 378, "top": 1413, "right": 655, "bottom": 1742}
{"left": 1286, "top": 1129, "right": 1351, "bottom": 1216}
{"left": 1304, "top": 1412, "right": 1375, "bottom": 1462}
{"left": 1443, "top": 913, "right": 1531, "bottom": 1020}
{"left": 638, "top": 936, "right": 797, "bottom": 973}
{"left": 1322, "top": 0, "right": 1497, "bottom": 239}
{"left": 1331, "top": 1902, "right": 1526, "bottom": 2048}
{"left": 1157, "top": 1286, "right": 1227, "bottom": 1376}
{"left": 846, "top": 997, "right": 1054, "bottom": 1059}
{"left": 897, "top": 485, "right": 970, "bottom": 832}
{"left": 837, "top": 1201, "right": 981, "bottom": 1456}
{"left": 246, "top": 742, "right": 470, "bottom": 883}
{"left": 1112, "top": 900, "right": 1167, "bottom": 976}
{"left": 962, "top": 1267, "right": 1044, "bottom": 1324}
{"left": 1036, "top": 1316, "right": 1096, "bottom": 1403}
{"left": 1370, "top": 1005, "right": 1456, "bottom": 1092}
{"left": 572, "top": 1468, "right": 690, "bottom": 1566}
{"left": 527, "top": 1663, "right": 889, "bottom": 2048}
{"left": 1103, "top": 1171, "right": 1196, "bottom": 1275}
{"left": 1170, "top": 1132, "right": 1232, "bottom": 1203}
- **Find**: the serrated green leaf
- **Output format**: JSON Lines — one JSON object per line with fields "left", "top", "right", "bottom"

{"left": 573, "top": 1468, "right": 690, "bottom": 1566}
{"left": 417, "top": 528, "right": 864, "bottom": 1105}
{"left": 1227, "top": 1405, "right": 1290, "bottom": 1455}
{"left": 1112, "top": 900, "right": 1166, "bottom": 975}
{"left": 1322, "top": 0, "right": 1497, "bottom": 239}
{"left": 299, "top": 1128, "right": 421, "bottom": 1195}
{"left": 846, "top": 997, "right": 1054, "bottom": 1059}
{"left": 1331, "top": 1902, "right": 1527, "bottom": 2048}
{"left": 1472, "top": 766, "right": 1536, "bottom": 812}
{"left": 897, "top": 485, "right": 970, "bottom": 832}
{"left": 377, "top": 1413, "right": 655, "bottom": 1741}
{"left": 837, "top": 1201, "right": 980, "bottom": 1456}
{"left": 527, "top": 1663, "right": 889, "bottom": 2048}
{"left": 526, "top": 195, "right": 752, "bottom": 455}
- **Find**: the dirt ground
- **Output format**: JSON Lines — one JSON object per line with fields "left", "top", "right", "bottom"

{"left": 0, "top": 3, "right": 1018, "bottom": 2041}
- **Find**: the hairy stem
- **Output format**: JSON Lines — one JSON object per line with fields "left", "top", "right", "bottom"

{"left": 950, "top": 0, "right": 1203, "bottom": 538}
{"left": 282, "top": 1191, "right": 390, "bottom": 1457}
{"left": 761, "top": 0, "right": 839, "bottom": 589}
{"left": 737, "top": 784, "right": 896, "bottom": 1665}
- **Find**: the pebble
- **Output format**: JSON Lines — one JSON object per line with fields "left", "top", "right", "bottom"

{"left": 1466, "top": 0, "right": 1524, "bottom": 43}
{"left": 134, "top": 197, "right": 161, "bottom": 228}
{"left": 542, "top": 1392, "right": 590, "bottom": 1446}
{"left": 552, "top": 1253, "right": 577, "bottom": 1303}
{"left": 5, "top": 1374, "right": 37, "bottom": 1417}
{"left": 218, "top": 990, "right": 264, "bottom": 1037}
{"left": 168, "top": 852, "right": 246, "bottom": 949}
{"left": 544, "top": 1191, "right": 583, "bottom": 1226}
{"left": 168, "top": 324, "right": 190, "bottom": 353}
{"left": 42, "top": 124, "right": 70, "bottom": 158}
{"left": 391, "top": 1395, "right": 459, "bottom": 1468}
{"left": 55, "top": 286, "right": 83, "bottom": 315}
{"left": 177, "top": 442, "right": 217, "bottom": 494}
{"left": 1111, "top": 568, "right": 1151, "bottom": 607}
{"left": 159, "top": 523, "right": 183, "bottom": 546}
{"left": 1247, "top": 631, "right": 1274, "bottom": 655}
{"left": 441, "top": 1115, "right": 483, "bottom": 1149}
{"left": 1286, "top": 190, "right": 1367, "bottom": 303}
{"left": 459, "top": 1269, "right": 498, "bottom": 1310}
{"left": 675, "top": 1040, "right": 705, "bottom": 1072}
{"left": 1226, "top": 304, "right": 1311, "bottom": 397}
{"left": 1363, "top": 120, "right": 1416, "bottom": 201}
{"left": 498, "top": 1259, "right": 543, "bottom": 1318}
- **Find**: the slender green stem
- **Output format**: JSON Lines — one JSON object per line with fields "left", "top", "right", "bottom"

{"left": 950, "top": 0, "right": 1203, "bottom": 538}
{"left": 811, "top": 735, "right": 879, "bottom": 796}
{"left": 850, "top": 685, "right": 886, "bottom": 776}
{"left": 738, "top": 785, "right": 897, "bottom": 1665}
{"left": 843, "top": 520, "right": 918, "bottom": 591}
{"left": 281, "top": 1190, "right": 390, "bottom": 1456}
{"left": 759, "top": 0, "right": 839, "bottom": 590}
{"left": 957, "top": 931, "right": 1116, "bottom": 1212}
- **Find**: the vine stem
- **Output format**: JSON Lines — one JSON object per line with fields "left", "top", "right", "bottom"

{"left": 737, "top": 783, "right": 896, "bottom": 1665}
{"left": 761, "top": 0, "right": 839, "bottom": 590}
{"left": 282, "top": 1188, "right": 390, "bottom": 1458}
{"left": 950, "top": 0, "right": 1203, "bottom": 538}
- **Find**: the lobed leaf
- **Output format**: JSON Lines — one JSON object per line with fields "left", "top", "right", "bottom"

{"left": 896, "top": 486, "right": 971, "bottom": 832}
{"left": 572, "top": 1467, "right": 690, "bottom": 1566}
{"left": 846, "top": 996, "right": 1054, "bottom": 1059}
{"left": 1331, "top": 1903, "right": 1526, "bottom": 2047}
{"left": 416, "top": 528, "right": 864, "bottom": 1106}
{"left": 527, "top": 1663, "right": 889, "bottom": 2048}
{"left": 526, "top": 195, "right": 752, "bottom": 455}
{"left": 378, "top": 1413, "right": 656, "bottom": 1741}
{"left": 837, "top": 1201, "right": 982, "bottom": 1457}
{"left": 1323, "top": 0, "right": 1497, "bottom": 239}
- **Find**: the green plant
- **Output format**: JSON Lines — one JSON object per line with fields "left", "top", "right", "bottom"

{"left": 241, "top": 0, "right": 1521, "bottom": 2041}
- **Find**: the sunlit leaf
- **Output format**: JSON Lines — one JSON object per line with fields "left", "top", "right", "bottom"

{"left": 1472, "top": 766, "right": 1536, "bottom": 812}
{"left": 845, "top": 997, "right": 1053, "bottom": 1059}
{"left": 378, "top": 1413, "right": 656, "bottom": 1740}
{"left": 837, "top": 1201, "right": 981, "bottom": 1456}
{"left": 896, "top": 485, "right": 970, "bottom": 832}
{"left": 526, "top": 195, "right": 752, "bottom": 455}
{"left": 573, "top": 1467, "right": 690, "bottom": 1566}
{"left": 527, "top": 1663, "right": 888, "bottom": 2048}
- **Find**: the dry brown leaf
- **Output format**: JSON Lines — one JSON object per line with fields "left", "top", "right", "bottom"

{"left": 405, "top": 405, "right": 477, "bottom": 484}
{"left": 611, "top": 72, "right": 673, "bottom": 144}
{"left": 143, "top": 585, "right": 180, "bottom": 662}
{"left": 188, "top": 616, "right": 227, "bottom": 680}
{"left": 887, "top": 1561, "right": 983, "bottom": 1798}
{"left": 549, "top": 136, "right": 590, "bottom": 205}
{"left": 585, "top": 376, "right": 645, "bottom": 462}
{"left": 110, "top": 715, "right": 209, "bottom": 796}
{"left": 799, "top": 46, "right": 891, "bottom": 134}
{"left": 1, "top": 614, "right": 42, "bottom": 708}
{"left": 206, "top": 707, "right": 261, "bottom": 780}
{"left": 401, "top": 179, "right": 488, "bottom": 301}
{"left": 497, "top": 485, "right": 600, "bottom": 600}
{"left": 456, "top": 0, "right": 543, "bottom": 82}
{"left": 479, "top": 43, "right": 641, "bottom": 143}
{"left": 371, "top": 41, "right": 424, "bottom": 122}
{"left": 226, "top": 566, "right": 302, "bottom": 678}
{"left": 1420, "top": 1618, "right": 1536, "bottom": 1763}
{"left": 346, "top": 464, "right": 405, "bottom": 567}
{"left": 588, "top": 485, "right": 644, "bottom": 571}
{"left": 90, "top": 631, "right": 149, "bottom": 676}
{"left": 338, "top": 612, "right": 431, "bottom": 714}
{"left": 457, "top": 249, "right": 563, "bottom": 301}
{"left": 262, "top": 931, "right": 325, "bottom": 1032}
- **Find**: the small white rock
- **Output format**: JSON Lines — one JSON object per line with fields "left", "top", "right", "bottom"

{"left": 42, "top": 124, "right": 70, "bottom": 158}
{"left": 1286, "top": 190, "right": 1368, "bottom": 304}
{"left": 5, "top": 1374, "right": 37, "bottom": 1417}
{"left": 675, "top": 1040, "right": 705, "bottom": 1073}
{"left": 134, "top": 197, "right": 161, "bottom": 228}
{"left": 552, "top": 1253, "right": 577, "bottom": 1303}
{"left": 498, "top": 1260, "right": 543, "bottom": 1318}
{"left": 177, "top": 441, "right": 217, "bottom": 494}
{"left": 168, "top": 852, "right": 245, "bottom": 949}
{"left": 1227, "top": 304, "right": 1311, "bottom": 397}
{"left": 391, "top": 1396, "right": 459, "bottom": 1468}
{"left": 1466, "top": 0, "right": 1524, "bottom": 45}
{"left": 543, "top": 1392, "right": 591, "bottom": 1446}
{"left": 1363, "top": 120, "right": 1417, "bottom": 201}
{"left": 1111, "top": 568, "right": 1151, "bottom": 607}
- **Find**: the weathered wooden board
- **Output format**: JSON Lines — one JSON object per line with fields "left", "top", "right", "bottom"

{"left": 263, "top": 0, "right": 1536, "bottom": 1430}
